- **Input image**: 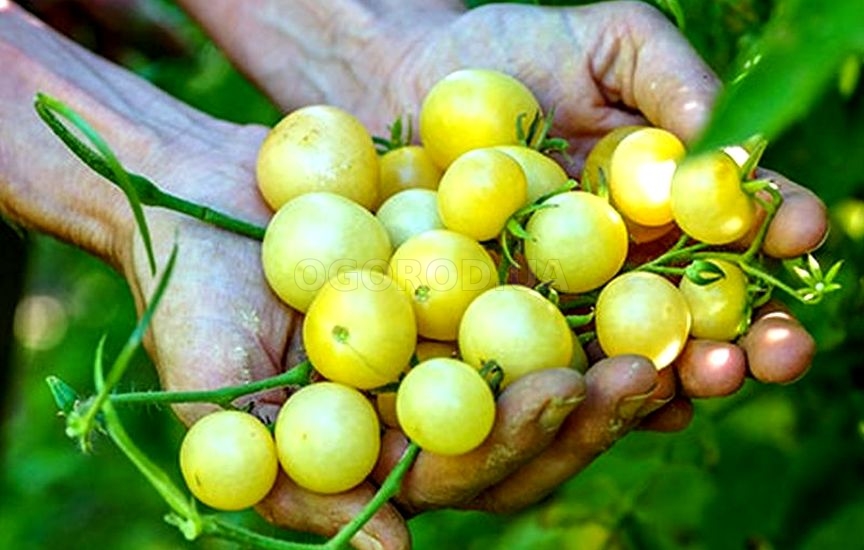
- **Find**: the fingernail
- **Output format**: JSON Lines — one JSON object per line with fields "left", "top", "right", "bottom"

{"left": 616, "top": 388, "right": 657, "bottom": 420}
{"left": 352, "top": 531, "right": 384, "bottom": 550}
{"left": 637, "top": 394, "right": 675, "bottom": 417}
{"left": 538, "top": 395, "right": 582, "bottom": 431}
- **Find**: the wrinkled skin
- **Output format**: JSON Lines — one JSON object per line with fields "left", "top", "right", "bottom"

{"left": 2, "top": 2, "right": 828, "bottom": 549}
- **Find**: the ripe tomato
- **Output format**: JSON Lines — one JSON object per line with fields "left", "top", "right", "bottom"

{"left": 494, "top": 145, "right": 570, "bottom": 205}
{"left": 396, "top": 357, "right": 496, "bottom": 455}
{"left": 256, "top": 105, "right": 379, "bottom": 210}
{"left": 179, "top": 410, "right": 278, "bottom": 511}
{"left": 378, "top": 145, "right": 442, "bottom": 203}
{"left": 608, "top": 127, "right": 685, "bottom": 227}
{"left": 261, "top": 192, "right": 392, "bottom": 312}
{"left": 303, "top": 269, "right": 417, "bottom": 389}
{"left": 376, "top": 340, "right": 459, "bottom": 428}
{"left": 419, "top": 68, "right": 541, "bottom": 169}
{"left": 670, "top": 151, "right": 756, "bottom": 245}
{"left": 459, "top": 285, "right": 573, "bottom": 387}
{"left": 389, "top": 229, "right": 498, "bottom": 340}
{"left": 437, "top": 147, "right": 527, "bottom": 241}
{"left": 595, "top": 271, "right": 692, "bottom": 369}
{"left": 375, "top": 188, "right": 444, "bottom": 248}
{"left": 524, "top": 191, "right": 628, "bottom": 293}
{"left": 679, "top": 260, "right": 750, "bottom": 341}
{"left": 274, "top": 382, "right": 380, "bottom": 494}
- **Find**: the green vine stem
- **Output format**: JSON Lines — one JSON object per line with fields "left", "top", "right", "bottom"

{"left": 323, "top": 442, "right": 421, "bottom": 550}
{"left": 65, "top": 243, "right": 178, "bottom": 448}
{"left": 34, "top": 93, "right": 266, "bottom": 242}
{"left": 111, "top": 361, "right": 313, "bottom": 408}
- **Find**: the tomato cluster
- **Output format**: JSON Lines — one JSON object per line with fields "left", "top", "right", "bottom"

{"left": 178, "top": 68, "right": 788, "bottom": 510}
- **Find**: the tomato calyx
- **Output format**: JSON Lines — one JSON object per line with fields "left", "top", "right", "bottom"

{"left": 517, "top": 109, "right": 569, "bottom": 155}
{"left": 479, "top": 359, "right": 505, "bottom": 396}
{"left": 373, "top": 114, "right": 414, "bottom": 154}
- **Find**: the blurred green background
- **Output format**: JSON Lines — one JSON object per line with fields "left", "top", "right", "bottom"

{"left": 2, "top": 0, "right": 864, "bottom": 548}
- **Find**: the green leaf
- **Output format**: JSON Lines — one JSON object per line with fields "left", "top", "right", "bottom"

{"left": 651, "top": 0, "right": 685, "bottom": 30}
{"left": 684, "top": 260, "right": 727, "bottom": 286}
{"left": 691, "top": 0, "right": 864, "bottom": 154}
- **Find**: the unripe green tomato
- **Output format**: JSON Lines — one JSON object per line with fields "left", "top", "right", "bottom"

{"left": 670, "top": 151, "right": 756, "bottom": 245}
{"left": 595, "top": 271, "right": 692, "bottom": 369}
{"left": 179, "top": 410, "right": 278, "bottom": 511}
{"left": 396, "top": 358, "right": 496, "bottom": 455}
{"left": 256, "top": 105, "right": 379, "bottom": 211}
{"left": 274, "top": 382, "right": 381, "bottom": 494}
{"left": 679, "top": 260, "right": 750, "bottom": 341}
{"left": 524, "top": 191, "right": 628, "bottom": 293}
{"left": 459, "top": 285, "right": 573, "bottom": 387}
{"left": 419, "top": 68, "right": 541, "bottom": 169}
{"left": 261, "top": 192, "right": 392, "bottom": 312}
{"left": 437, "top": 148, "right": 528, "bottom": 241}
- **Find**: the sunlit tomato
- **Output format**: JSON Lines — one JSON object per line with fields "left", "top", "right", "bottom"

{"left": 670, "top": 151, "right": 756, "bottom": 245}
{"left": 607, "top": 127, "right": 685, "bottom": 227}
{"left": 494, "top": 145, "right": 570, "bottom": 204}
{"left": 419, "top": 68, "right": 541, "bottom": 168}
{"left": 179, "top": 410, "right": 278, "bottom": 511}
{"left": 459, "top": 285, "right": 573, "bottom": 387}
{"left": 375, "top": 188, "right": 444, "bottom": 248}
{"left": 524, "top": 191, "right": 628, "bottom": 293}
{"left": 581, "top": 125, "right": 642, "bottom": 193}
{"left": 437, "top": 147, "right": 527, "bottom": 241}
{"left": 595, "top": 271, "right": 692, "bottom": 369}
{"left": 274, "top": 382, "right": 380, "bottom": 494}
{"left": 376, "top": 340, "right": 459, "bottom": 428}
{"left": 389, "top": 229, "right": 498, "bottom": 340}
{"left": 256, "top": 105, "right": 379, "bottom": 210}
{"left": 303, "top": 269, "right": 416, "bottom": 389}
{"left": 378, "top": 145, "right": 442, "bottom": 203}
{"left": 396, "top": 357, "right": 496, "bottom": 455}
{"left": 679, "top": 260, "right": 750, "bottom": 341}
{"left": 261, "top": 192, "right": 392, "bottom": 312}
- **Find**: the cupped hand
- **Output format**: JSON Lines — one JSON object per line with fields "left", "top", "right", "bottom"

{"left": 125, "top": 2, "right": 828, "bottom": 548}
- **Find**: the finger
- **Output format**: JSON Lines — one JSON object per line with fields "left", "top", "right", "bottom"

{"left": 373, "top": 368, "right": 586, "bottom": 512}
{"left": 674, "top": 339, "right": 747, "bottom": 398}
{"left": 611, "top": 3, "right": 721, "bottom": 142}
{"left": 753, "top": 168, "right": 829, "bottom": 258}
{"left": 256, "top": 473, "right": 410, "bottom": 550}
{"left": 740, "top": 306, "right": 816, "bottom": 384}
{"left": 466, "top": 355, "right": 660, "bottom": 513}
{"left": 637, "top": 396, "right": 694, "bottom": 432}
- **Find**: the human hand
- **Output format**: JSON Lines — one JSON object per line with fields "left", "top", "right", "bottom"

{"left": 99, "top": 0, "right": 829, "bottom": 547}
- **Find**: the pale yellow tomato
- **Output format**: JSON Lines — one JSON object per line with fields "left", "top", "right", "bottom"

{"left": 378, "top": 145, "right": 442, "bottom": 203}
{"left": 494, "top": 145, "right": 570, "bottom": 204}
{"left": 679, "top": 260, "right": 749, "bottom": 341}
{"left": 437, "top": 148, "right": 528, "bottom": 241}
{"left": 303, "top": 269, "right": 416, "bottom": 389}
{"left": 261, "top": 192, "right": 392, "bottom": 312}
{"left": 459, "top": 285, "right": 573, "bottom": 387}
{"left": 419, "top": 68, "right": 541, "bottom": 169}
{"left": 389, "top": 229, "right": 498, "bottom": 340}
{"left": 256, "top": 105, "right": 379, "bottom": 210}
{"left": 376, "top": 188, "right": 444, "bottom": 248}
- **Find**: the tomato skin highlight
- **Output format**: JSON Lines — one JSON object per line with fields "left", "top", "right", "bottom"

{"left": 419, "top": 68, "right": 541, "bottom": 169}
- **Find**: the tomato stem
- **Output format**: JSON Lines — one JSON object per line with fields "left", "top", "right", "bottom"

{"left": 111, "top": 361, "right": 313, "bottom": 407}
{"left": 34, "top": 93, "right": 266, "bottom": 242}
{"left": 323, "top": 442, "right": 422, "bottom": 550}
